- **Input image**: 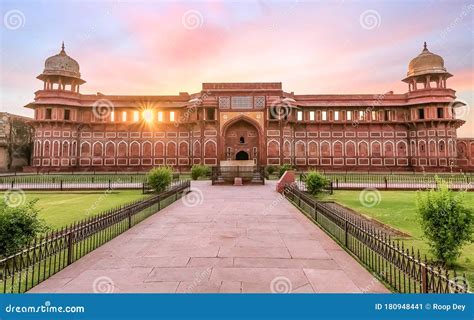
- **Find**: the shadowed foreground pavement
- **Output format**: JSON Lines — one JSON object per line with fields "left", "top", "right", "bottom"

{"left": 30, "top": 181, "right": 389, "bottom": 293}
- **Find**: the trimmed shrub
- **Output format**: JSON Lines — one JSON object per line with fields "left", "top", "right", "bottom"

{"left": 278, "top": 164, "right": 295, "bottom": 178}
{"left": 147, "top": 166, "right": 173, "bottom": 193}
{"left": 305, "top": 171, "right": 330, "bottom": 195}
{"left": 0, "top": 199, "right": 46, "bottom": 257}
{"left": 265, "top": 165, "right": 277, "bottom": 178}
{"left": 191, "top": 165, "right": 211, "bottom": 180}
{"left": 416, "top": 178, "right": 473, "bottom": 265}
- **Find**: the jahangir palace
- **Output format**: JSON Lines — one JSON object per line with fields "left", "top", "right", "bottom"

{"left": 25, "top": 43, "right": 474, "bottom": 172}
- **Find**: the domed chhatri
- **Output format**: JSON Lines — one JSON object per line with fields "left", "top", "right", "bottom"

{"left": 407, "top": 42, "right": 448, "bottom": 77}
{"left": 37, "top": 42, "right": 85, "bottom": 91}
{"left": 403, "top": 42, "right": 452, "bottom": 91}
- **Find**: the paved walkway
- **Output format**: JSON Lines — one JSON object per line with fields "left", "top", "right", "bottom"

{"left": 30, "top": 181, "right": 388, "bottom": 293}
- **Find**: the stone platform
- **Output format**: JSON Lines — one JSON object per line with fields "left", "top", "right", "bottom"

{"left": 30, "top": 181, "right": 388, "bottom": 293}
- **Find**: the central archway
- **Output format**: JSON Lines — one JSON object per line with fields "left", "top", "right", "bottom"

{"left": 235, "top": 151, "right": 249, "bottom": 160}
{"left": 222, "top": 116, "right": 261, "bottom": 164}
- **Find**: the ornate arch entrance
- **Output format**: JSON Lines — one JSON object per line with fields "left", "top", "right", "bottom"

{"left": 236, "top": 150, "right": 249, "bottom": 160}
{"left": 222, "top": 117, "right": 261, "bottom": 164}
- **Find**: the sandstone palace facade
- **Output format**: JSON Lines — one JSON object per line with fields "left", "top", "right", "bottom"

{"left": 25, "top": 43, "right": 474, "bottom": 172}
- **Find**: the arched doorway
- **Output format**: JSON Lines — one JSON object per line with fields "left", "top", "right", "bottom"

{"left": 236, "top": 151, "right": 249, "bottom": 160}
{"left": 223, "top": 118, "right": 261, "bottom": 163}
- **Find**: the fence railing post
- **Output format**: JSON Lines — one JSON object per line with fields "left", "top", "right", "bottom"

{"left": 128, "top": 209, "right": 132, "bottom": 229}
{"left": 384, "top": 177, "right": 388, "bottom": 190}
{"left": 344, "top": 220, "right": 348, "bottom": 247}
{"left": 67, "top": 230, "right": 74, "bottom": 265}
{"left": 60, "top": 180, "right": 63, "bottom": 191}
{"left": 313, "top": 202, "right": 318, "bottom": 221}
{"left": 421, "top": 265, "right": 428, "bottom": 293}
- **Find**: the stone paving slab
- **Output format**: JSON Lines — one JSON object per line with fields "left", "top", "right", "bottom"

{"left": 29, "top": 181, "right": 389, "bottom": 293}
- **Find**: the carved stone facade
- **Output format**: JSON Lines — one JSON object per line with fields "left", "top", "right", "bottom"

{"left": 24, "top": 44, "right": 474, "bottom": 172}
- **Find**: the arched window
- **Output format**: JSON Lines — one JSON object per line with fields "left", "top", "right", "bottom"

{"left": 93, "top": 142, "right": 103, "bottom": 157}
{"left": 154, "top": 142, "right": 164, "bottom": 157}
{"left": 130, "top": 142, "right": 140, "bottom": 157}
{"left": 105, "top": 142, "right": 115, "bottom": 157}
{"left": 179, "top": 142, "right": 188, "bottom": 157}
{"left": 118, "top": 142, "right": 127, "bottom": 157}
{"left": 295, "top": 141, "right": 305, "bottom": 157}
{"left": 62, "top": 141, "right": 69, "bottom": 157}
{"left": 346, "top": 141, "right": 355, "bottom": 157}
{"left": 143, "top": 142, "right": 152, "bottom": 157}
{"left": 358, "top": 142, "right": 368, "bottom": 157}
{"left": 167, "top": 142, "right": 177, "bottom": 157}
{"left": 321, "top": 142, "right": 330, "bottom": 157}
{"left": 333, "top": 141, "right": 343, "bottom": 157}
{"left": 267, "top": 140, "right": 280, "bottom": 157}
{"left": 308, "top": 141, "right": 318, "bottom": 157}
{"left": 81, "top": 142, "right": 91, "bottom": 157}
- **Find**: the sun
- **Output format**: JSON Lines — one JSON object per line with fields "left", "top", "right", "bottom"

{"left": 143, "top": 109, "right": 153, "bottom": 123}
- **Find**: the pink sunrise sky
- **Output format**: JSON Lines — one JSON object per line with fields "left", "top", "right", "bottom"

{"left": 1, "top": 0, "right": 473, "bottom": 136}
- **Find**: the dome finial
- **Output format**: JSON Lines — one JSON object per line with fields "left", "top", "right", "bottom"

{"left": 61, "top": 41, "right": 65, "bottom": 53}
{"left": 423, "top": 41, "right": 428, "bottom": 52}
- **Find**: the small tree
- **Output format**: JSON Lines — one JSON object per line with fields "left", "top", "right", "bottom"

{"left": 0, "top": 199, "right": 46, "bottom": 257}
{"left": 265, "top": 165, "right": 277, "bottom": 179}
{"left": 416, "top": 178, "right": 473, "bottom": 265}
{"left": 278, "top": 164, "right": 295, "bottom": 178}
{"left": 147, "top": 167, "right": 173, "bottom": 193}
{"left": 191, "top": 165, "right": 210, "bottom": 180}
{"left": 305, "top": 171, "right": 329, "bottom": 195}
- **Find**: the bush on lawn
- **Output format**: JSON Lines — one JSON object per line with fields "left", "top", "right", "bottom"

{"left": 191, "top": 165, "right": 211, "bottom": 180}
{"left": 265, "top": 165, "right": 277, "bottom": 179}
{"left": 0, "top": 199, "right": 46, "bottom": 257}
{"left": 147, "top": 166, "right": 173, "bottom": 193}
{"left": 278, "top": 164, "right": 295, "bottom": 178}
{"left": 305, "top": 171, "right": 330, "bottom": 195}
{"left": 416, "top": 178, "right": 473, "bottom": 265}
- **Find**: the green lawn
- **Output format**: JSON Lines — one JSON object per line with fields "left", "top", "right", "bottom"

{"left": 21, "top": 190, "right": 146, "bottom": 229}
{"left": 322, "top": 190, "right": 474, "bottom": 284}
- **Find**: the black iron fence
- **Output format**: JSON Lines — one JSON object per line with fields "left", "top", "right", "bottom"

{"left": 0, "top": 180, "right": 190, "bottom": 293}
{"left": 299, "top": 173, "right": 474, "bottom": 191}
{"left": 283, "top": 184, "right": 469, "bottom": 293}
{"left": 0, "top": 173, "right": 181, "bottom": 191}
